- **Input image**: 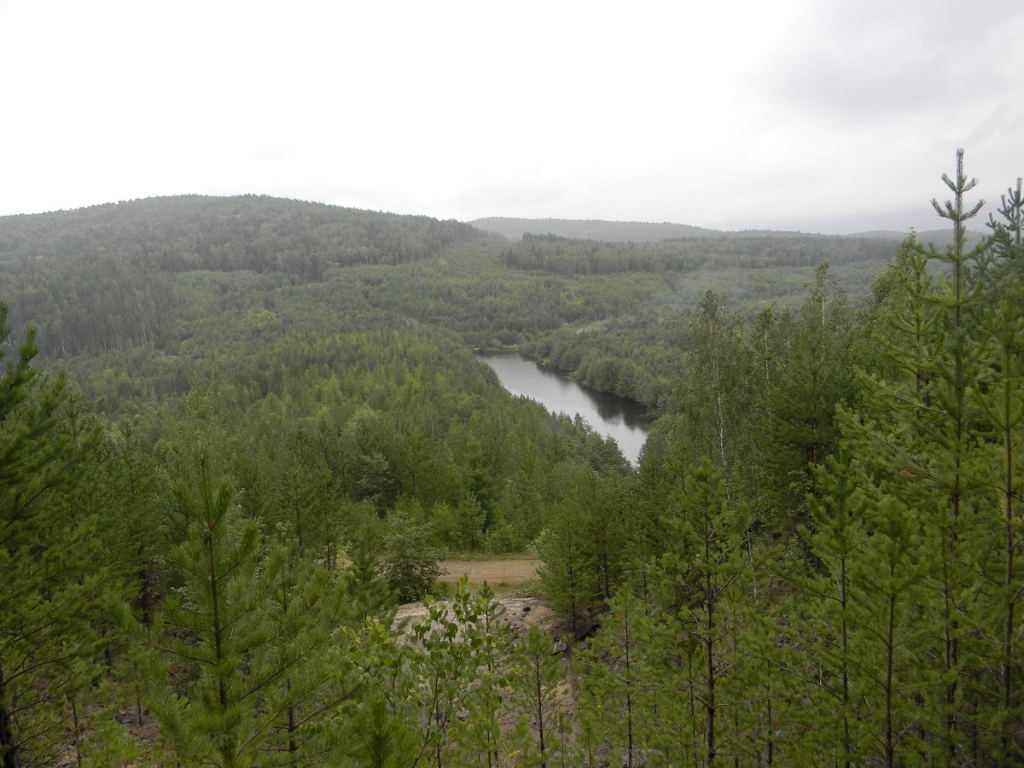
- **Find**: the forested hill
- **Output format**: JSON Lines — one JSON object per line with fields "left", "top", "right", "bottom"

{"left": 505, "top": 230, "right": 896, "bottom": 274}
{"left": 0, "top": 195, "right": 482, "bottom": 357}
{"left": 4, "top": 159, "right": 1024, "bottom": 765}
{"left": 852, "top": 226, "right": 987, "bottom": 248}
{"left": 473, "top": 215, "right": 988, "bottom": 248}
{"left": 472, "top": 216, "right": 720, "bottom": 241}
{"left": 0, "top": 194, "right": 902, "bottom": 364}
{"left": 0, "top": 195, "right": 482, "bottom": 274}
{"left": 472, "top": 215, "right": 912, "bottom": 242}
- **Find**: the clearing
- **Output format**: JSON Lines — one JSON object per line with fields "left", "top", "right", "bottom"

{"left": 394, "top": 558, "right": 553, "bottom": 632}
{"left": 437, "top": 558, "right": 539, "bottom": 585}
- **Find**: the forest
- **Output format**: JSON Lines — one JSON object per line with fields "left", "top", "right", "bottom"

{"left": 1, "top": 152, "right": 1023, "bottom": 766}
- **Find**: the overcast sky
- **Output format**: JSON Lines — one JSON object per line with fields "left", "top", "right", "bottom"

{"left": 2, "top": 0, "right": 1022, "bottom": 234}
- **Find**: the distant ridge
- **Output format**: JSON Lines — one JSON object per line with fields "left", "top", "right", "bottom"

{"left": 471, "top": 217, "right": 720, "bottom": 242}
{"left": 850, "top": 228, "right": 987, "bottom": 248}
{"left": 472, "top": 216, "right": 989, "bottom": 249}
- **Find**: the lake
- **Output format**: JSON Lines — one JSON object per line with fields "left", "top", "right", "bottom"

{"left": 475, "top": 352, "right": 649, "bottom": 466}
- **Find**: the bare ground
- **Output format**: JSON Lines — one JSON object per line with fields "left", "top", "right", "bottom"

{"left": 394, "top": 558, "right": 553, "bottom": 632}
{"left": 393, "top": 594, "right": 554, "bottom": 634}
{"left": 437, "top": 558, "right": 540, "bottom": 584}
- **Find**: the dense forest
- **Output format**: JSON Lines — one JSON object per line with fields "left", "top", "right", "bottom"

{"left": 469, "top": 217, "right": 985, "bottom": 249}
{"left": 2, "top": 154, "right": 1023, "bottom": 766}
{"left": 471, "top": 217, "right": 722, "bottom": 242}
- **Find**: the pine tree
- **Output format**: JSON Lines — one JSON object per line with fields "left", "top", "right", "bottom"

{"left": 657, "top": 459, "right": 750, "bottom": 765}
{"left": 677, "top": 291, "right": 755, "bottom": 487}
{"left": 509, "top": 625, "right": 569, "bottom": 768}
{"left": 536, "top": 475, "right": 600, "bottom": 635}
{"left": 576, "top": 588, "right": 654, "bottom": 768}
{"left": 857, "top": 488, "right": 930, "bottom": 766}
{"left": 0, "top": 306, "right": 104, "bottom": 768}
{"left": 105, "top": 420, "right": 167, "bottom": 625}
{"left": 793, "top": 452, "right": 870, "bottom": 765}
{"left": 973, "top": 255, "right": 1024, "bottom": 759}
{"left": 378, "top": 505, "right": 444, "bottom": 603}
{"left": 261, "top": 547, "right": 358, "bottom": 767}
{"left": 727, "top": 584, "right": 787, "bottom": 767}
{"left": 271, "top": 425, "right": 339, "bottom": 567}
{"left": 116, "top": 454, "right": 353, "bottom": 767}
{"left": 847, "top": 151, "right": 995, "bottom": 762}
{"left": 763, "top": 260, "right": 854, "bottom": 520}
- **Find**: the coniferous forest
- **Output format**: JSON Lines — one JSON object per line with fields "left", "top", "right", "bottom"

{"left": 2, "top": 152, "right": 1024, "bottom": 766}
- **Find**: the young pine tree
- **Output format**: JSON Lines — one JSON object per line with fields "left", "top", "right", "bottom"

{"left": 575, "top": 587, "right": 655, "bottom": 768}
{"left": 762, "top": 260, "right": 854, "bottom": 520}
{"left": 116, "top": 455, "right": 353, "bottom": 767}
{"left": 536, "top": 471, "right": 601, "bottom": 635}
{"left": 849, "top": 151, "right": 994, "bottom": 761}
{"left": 0, "top": 307, "right": 106, "bottom": 768}
{"left": 657, "top": 459, "right": 750, "bottom": 765}
{"left": 792, "top": 452, "right": 870, "bottom": 765}
{"left": 509, "top": 625, "right": 570, "bottom": 768}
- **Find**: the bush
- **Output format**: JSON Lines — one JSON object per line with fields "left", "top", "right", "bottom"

{"left": 378, "top": 508, "right": 445, "bottom": 603}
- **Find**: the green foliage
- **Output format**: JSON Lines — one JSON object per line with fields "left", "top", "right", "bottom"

{"left": 500, "top": 229, "right": 894, "bottom": 276}
{"left": 0, "top": 195, "right": 481, "bottom": 358}
{"left": 575, "top": 589, "right": 654, "bottom": 768}
{"left": 678, "top": 291, "right": 757, "bottom": 481}
{"left": 0, "top": 305, "right": 107, "bottom": 767}
{"left": 339, "top": 581, "right": 511, "bottom": 767}
{"left": 4, "top": 155, "right": 1024, "bottom": 764}
{"left": 536, "top": 469, "right": 605, "bottom": 632}
{"left": 378, "top": 506, "right": 445, "bottom": 604}
{"left": 115, "top": 455, "right": 355, "bottom": 767}
{"left": 508, "top": 625, "right": 570, "bottom": 767}
{"left": 660, "top": 460, "right": 751, "bottom": 765}
{"left": 759, "top": 260, "right": 856, "bottom": 520}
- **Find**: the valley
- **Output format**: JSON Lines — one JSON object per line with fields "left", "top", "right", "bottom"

{"left": 1, "top": 164, "right": 1022, "bottom": 764}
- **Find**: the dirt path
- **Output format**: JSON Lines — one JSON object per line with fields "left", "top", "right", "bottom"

{"left": 438, "top": 558, "right": 539, "bottom": 584}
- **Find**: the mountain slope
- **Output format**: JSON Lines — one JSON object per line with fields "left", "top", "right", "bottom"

{"left": 0, "top": 195, "right": 483, "bottom": 358}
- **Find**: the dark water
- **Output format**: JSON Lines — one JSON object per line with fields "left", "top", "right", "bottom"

{"left": 475, "top": 352, "right": 649, "bottom": 466}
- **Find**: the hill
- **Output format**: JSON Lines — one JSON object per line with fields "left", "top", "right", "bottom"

{"left": 851, "top": 227, "right": 987, "bottom": 248}
{"left": 0, "top": 194, "right": 909, "bottom": 377}
{"left": 471, "top": 217, "right": 720, "bottom": 241}
{"left": 473, "top": 216, "right": 991, "bottom": 250}
{"left": 0, "top": 195, "right": 482, "bottom": 273}
{"left": 0, "top": 195, "right": 483, "bottom": 358}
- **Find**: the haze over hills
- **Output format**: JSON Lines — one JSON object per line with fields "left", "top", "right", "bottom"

{"left": 0, "top": 193, "right": 979, "bottom": 364}
{"left": 0, "top": 195, "right": 985, "bottom": 250}
{"left": 472, "top": 215, "right": 988, "bottom": 248}
{"left": 471, "top": 217, "right": 722, "bottom": 242}
{"left": 0, "top": 194, "right": 905, "bottom": 365}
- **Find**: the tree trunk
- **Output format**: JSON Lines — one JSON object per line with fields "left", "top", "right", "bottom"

{"left": 0, "top": 662, "right": 20, "bottom": 768}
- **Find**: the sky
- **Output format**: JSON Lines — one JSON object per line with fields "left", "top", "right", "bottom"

{"left": 2, "top": 0, "right": 1023, "bottom": 234}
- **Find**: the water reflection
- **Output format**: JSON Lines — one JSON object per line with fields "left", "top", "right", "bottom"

{"left": 475, "top": 352, "right": 649, "bottom": 466}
